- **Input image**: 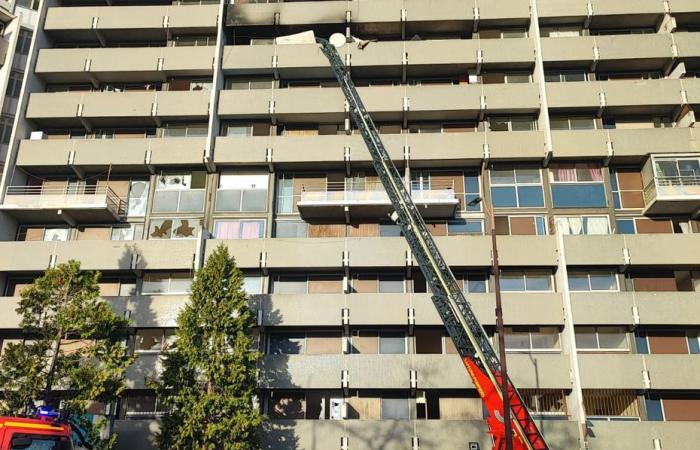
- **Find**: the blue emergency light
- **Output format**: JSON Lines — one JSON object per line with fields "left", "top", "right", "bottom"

{"left": 35, "top": 406, "right": 60, "bottom": 420}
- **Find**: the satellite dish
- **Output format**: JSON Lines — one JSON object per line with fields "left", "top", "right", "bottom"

{"left": 329, "top": 33, "right": 346, "bottom": 48}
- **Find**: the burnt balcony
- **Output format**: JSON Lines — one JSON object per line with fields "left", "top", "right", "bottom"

{"left": 297, "top": 179, "right": 458, "bottom": 220}
{"left": 642, "top": 155, "right": 700, "bottom": 215}
{"left": 0, "top": 185, "right": 123, "bottom": 224}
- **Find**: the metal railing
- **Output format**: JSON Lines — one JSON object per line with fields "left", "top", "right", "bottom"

{"left": 4, "top": 185, "right": 123, "bottom": 214}
{"left": 299, "top": 180, "right": 456, "bottom": 203}
{"left": 643, "top": 175, "right": 700, "bottom": 204}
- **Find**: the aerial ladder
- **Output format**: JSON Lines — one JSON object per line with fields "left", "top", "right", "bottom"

{"left": 315, "top": 36, "right": 549, "bottom": 450}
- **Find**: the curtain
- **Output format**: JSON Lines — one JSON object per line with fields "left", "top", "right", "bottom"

{"left": 215, "top": 221, "right": 241, "bottom": 239}
{"left": 587, "top": 164, "right": 604, "bottom": 182}
{"left": 240, "top": 221, "right": 262, "bottom": 239}
{"left": 556, "top": 217, "right": 583, "bottom": 235}
{"left": 585, "top": 217, "right": 609, "bottom": 235}
{"left": 553, "top": 164, "right": 577, "bottom": 182}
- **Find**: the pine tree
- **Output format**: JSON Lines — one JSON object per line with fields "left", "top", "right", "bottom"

{"left": 154, "top": 245, "right": 263, "bottom": 450}
{"left": 0, "top": 260, "right": 133, "bottom": 449}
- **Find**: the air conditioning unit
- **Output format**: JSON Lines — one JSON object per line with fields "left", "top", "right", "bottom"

{"left": 30, "top": 131, "right": 45, "bottom": 140}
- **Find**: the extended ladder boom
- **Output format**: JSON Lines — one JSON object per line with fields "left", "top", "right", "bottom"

{"left": 317, "top": 38, "right": 548, "bottom": 450}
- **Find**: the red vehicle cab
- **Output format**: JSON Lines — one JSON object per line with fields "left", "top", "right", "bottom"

{"left": 0, "top": 416, "right": 72, "bottom": 450}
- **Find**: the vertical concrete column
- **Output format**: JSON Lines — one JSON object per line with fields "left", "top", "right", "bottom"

{"left": 529, "top": 0, "right": 554, "bottom": 164}
{"left": 554, "top": 230, "right": 588, "bottom": 449}
{"left": 204, "top": 0, "right": 228, "bottom": 171}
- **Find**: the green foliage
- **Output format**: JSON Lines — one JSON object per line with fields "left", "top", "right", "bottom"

{"left": 153, "top": 245, "right": 263, "bottom": 450}
{"left": 0, "top": 260, "right": 133, "bottom": 449}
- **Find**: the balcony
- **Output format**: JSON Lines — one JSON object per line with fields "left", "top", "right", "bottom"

{"left": 0, "top": 240, "right": 196, "bottom": 272}
{"left": 0, "top": 185, "right": 123, "bottom": 224}
{"left": 541, "top": 34, "right": 674, "bottom": 71}
{"left": 44, "top": 4, "right": 219, "bottom": 41}
{"left": 256, "top": 292, "right": 564, "bottom": 327}
{"left": 296, "top": 180, "right": 459, "bottom": 220}
{"left": 35, "top": 46, "right": 216, "bottom": 84}
{"left": 218, "top": 84, "right": 539, "bottom": 122}
{"left": 206, "top": 235, "right": 557, "bottom": 270}
{"left": 26, "top": 91, "right": 210, "bottom": 128}
{"left": 222, "top": 38, "right": 535, "bottom": 78}
{"left": 642, "top": 155, "right": 700, "bottom": 215}
{"left": 546, "top": 79, "right": 684, "bottom": 115}
{"left": 213, "top": 131, "right": 545, "bottom": 167}
{"left": 16, "top": 137, "right": 207, "bottom": 171}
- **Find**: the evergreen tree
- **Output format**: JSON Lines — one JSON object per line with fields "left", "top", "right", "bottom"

{"left": 154, "top": 245, "right": 262, "bottom": 450}
{"left": 0, "top": 260, "right": 133, "bottom": 449}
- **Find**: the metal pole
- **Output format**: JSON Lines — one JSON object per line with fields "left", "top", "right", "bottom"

{"left": 489, "top": 205, "right": 513, "bottom": 450}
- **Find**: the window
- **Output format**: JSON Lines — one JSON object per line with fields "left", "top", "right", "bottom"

{"left": 379, "top": 222, "right": 402, "bottom": 237}
{"left": 161, "top": 123, "right": 208, "bottom": 137}
{"left": 615, "top": 217, "right": 673, "bottom": 234}
{"left": 267, "top": 332, "right": 341, "bottom": 355}
{"left": 521, "top": 390, "right": 568, "bottom": 418}
{"left": 152, "top": 172, "right": 206, "bottom": 213}
{"left": 447, "top": 219, "right": 484, "bottom": 235}
{"left": 381, "top": 397, "right": 410, "bottom": 420}
{"left": 495, "top": 216, "right": 547, "bottom": 236}
{"left": 111, "top": 223, "right": 144, "bottom": 241}
{"left": 645, "top": 394, "right": 664, "bottom": 421}
{"left": 148, "top": 218, "right": 201, "bottom": 240}
{"left": 610, "top": 168, "right": 644, "bottom": 209}
{"left": 226, "top": 77, "right": 274, "bottom": 90}
{"left": 127, "top": 180, "right": 150, "bottom": 217}
{"left": 17, "top": 29, "right": 32, "bottom": 55}
{"left": 271, "top": 275, "right": 343, "bottom": 294}
{"left": 268, "top": 391, "right": 345, "bottom": 420}
{"left": 379, "top": 331, "right": 406, "bottom": 354}
{"left": 171, "top": 34, "right": 216, "bottom": 47}
{"left": 378, "top": 275, "right": 405, "bottom": 293}
{"left": 504, "top": 327, "right": 560, "bottom": 352}
{"left": 275, "top": 220, "right": 308, "bottom": 238}
{"left": 461, "top": 273, "right": 488, "bottom": 293}
{"left": 276, "top": 175, "right": 294, "bottom": 214}
{"left": 6, "top": 71, "right": 23, "bottom": 98}
{"left": 544, "top": 70, "right": 587, "bottom": 82}
{"left": 213, "top": 220, "right": 265, "bottom": 239}
{"left": 549, "top": 116, "right": 596, "bottom": 130}
{"left": 654, "top": 157, "right": 700, "bottom": 182}
{"left": 223, "top": 122, "right": 271, "bottom": 137}
{"left": 556, "top": 216, "right": 609, "bottom": 235}
{"left": 268, "top": 332, "right": 305, "bottom": 355}
{"left": 141, "top": 272, "right": 192, "bottom": 295}
{"left": 242, "top": 275, "right": 262, "bottom": 295}
{"left": 583, "top": 390, "right": 640, "bottom": 421}
{"left": 490, "top": 167, "right": 544, "bottom": 208}
{"left": 133, "top": 328, "right": 175, "bottom": 353}
{"left": 121, "top": 392, "right": 168, "bottom": 419}
{"left": 0, "top": 115, "right": 13, "bottom": 145}
{"left": 463, "top": 169, "right": 481, "bottom": 211}
{"left": 550, "top": 163, "right": 606, "bottom": 208}
{"left": 500, "top": 271, "right": 552, "bottom": 292}
{"left": 43, "top": 228, "right": 70, "bottom": 242}
{"left": 215, "top": 174, "right": 268, "bottom": 212}
{"left": 575, "top": 327, "right": 629, "bottom": 351}
{"left": 568, "top": 272, "right": 618, "bottom": 291}
{"left": 540, "top": 26, "right": 583, "bottom": 37}
{"left": 488, "top": 116, "right": 537, "bottom": 132}
{"left": 635, "top": 330, "right": 700, "bottom": 355}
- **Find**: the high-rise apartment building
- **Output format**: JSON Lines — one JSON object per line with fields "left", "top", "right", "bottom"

{"left": 0, "top": 0, "right": 699, "bottom": 449}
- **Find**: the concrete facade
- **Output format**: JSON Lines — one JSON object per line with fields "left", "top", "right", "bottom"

{"left": 0, "top": 0, "right": 699, "bottom": 449}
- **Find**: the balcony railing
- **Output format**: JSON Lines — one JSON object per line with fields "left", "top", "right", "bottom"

{"left": 3, "top": 185, "right": 122, "bottom": 215}
{"left": 299, "top": 180, "right": 456, "bottom": 203}
{"left": 643, "top": 175, "right": 700, "bottom": 204}
{"left": 296, "top": 180, "right": 458, "bottom": 219}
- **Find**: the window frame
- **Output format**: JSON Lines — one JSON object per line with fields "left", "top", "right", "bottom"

{"left": 489, "top": 166, "right": 545, "bottom": 208}
{"left": 575, "top": 326, "right": 630, "bottom": 353}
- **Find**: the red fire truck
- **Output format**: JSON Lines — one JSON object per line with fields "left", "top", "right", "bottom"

{"left": 0, "top": 416, "right": 72, "bottom": 450}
